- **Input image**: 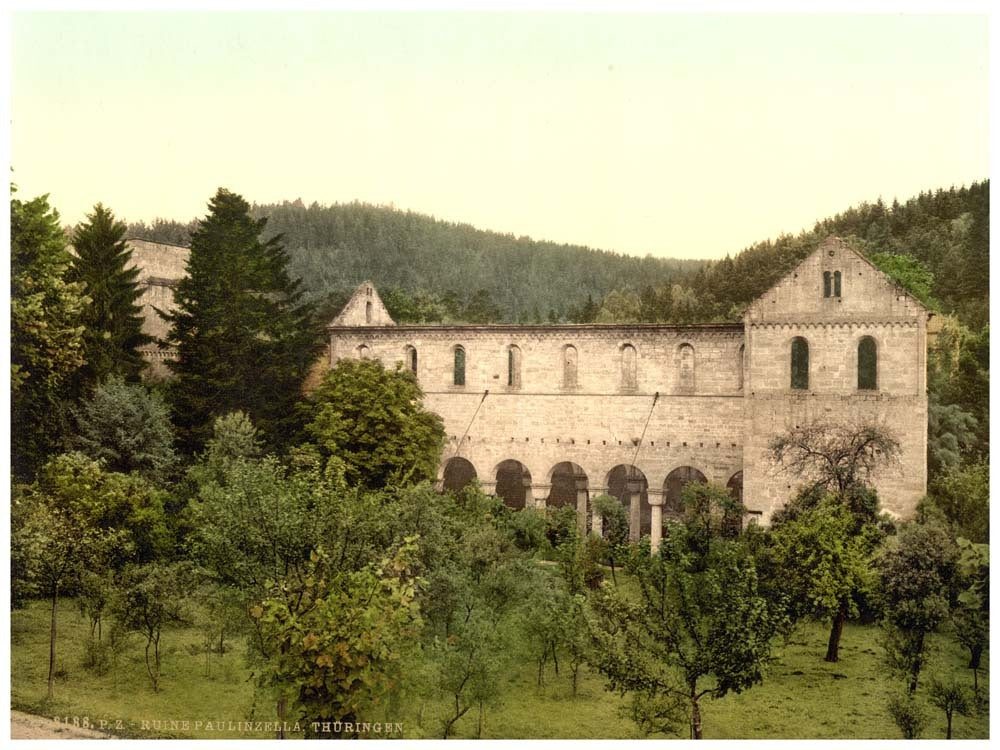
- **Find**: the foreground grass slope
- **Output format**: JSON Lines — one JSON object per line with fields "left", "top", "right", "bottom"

{"left": 10, "top": 598, "right": 988, "bottom": 740}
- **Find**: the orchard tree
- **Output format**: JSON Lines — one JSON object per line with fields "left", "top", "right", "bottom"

{"left": 69, "top": 377, "right": 177, "bottom": 482}
{"left": 768, "top": 496, "right": 880, "bottom": 662}
{"left": 927, "top": 676, "right": 973, "bottom": 739}
{"left": 878, "top": 522, "right": 958, "bottom": 694}
{"left": 589, "top": 530, "right": 777, "bottom": 739}
{"left": 164, "top": 188, "right": 319, "bottom": 453}
{"left": 116, "top": 562, "right": 193, "bottom": 692}
{"left": 769, "top": 419, "right": 901, "bottom": 501}
{"left": 69, "top": 203, "right": 152, "bottom": 390}
{"left": 251, "top": 544, "right": 422, "bottom": 738}
{"left": 11, "top": 190, "right": 89, "bottom": 479}
{"left": 300, "top": 358, "right": 445, "bottom": 490}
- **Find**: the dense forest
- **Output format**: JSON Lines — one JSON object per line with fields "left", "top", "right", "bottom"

{"left": 124, "top": 181, "right": 987, "bottom": 331}
{"left": 124, "top": 204, "right": 704, "bottom": 323}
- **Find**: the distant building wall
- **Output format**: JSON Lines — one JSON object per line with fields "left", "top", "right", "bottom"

{"left": 125, "top": 238, "right": 189, "bottom": 378}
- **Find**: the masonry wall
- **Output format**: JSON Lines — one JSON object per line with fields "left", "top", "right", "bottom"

{"left": 743, "top": 237, "right": 928, "bottom": 521}
{"left": 329, "top": 324, "right": 747, "bottom": 514}
{"left": 125, "top": 239, "right": 190, "bottom": 378}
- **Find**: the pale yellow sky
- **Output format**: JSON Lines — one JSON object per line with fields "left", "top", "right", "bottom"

{"left": 10, "top": 11, "right": 989, "bottom": 260}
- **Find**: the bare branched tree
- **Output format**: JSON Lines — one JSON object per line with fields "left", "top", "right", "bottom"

{"left": 769, "top": 419, "right": 901, "bottom": 495}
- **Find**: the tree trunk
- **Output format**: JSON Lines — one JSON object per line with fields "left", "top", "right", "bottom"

{"left": 477, "top": 700, "right": 484, "bottom": 738}
{"left": 690, "top": 689, "right": 702, "bottom": 740}
{"left": 825, "top": 606, "right": 846, "bottom": 662}
{"left": 442, "top": 698, "right": 469, "bottom": 739}
{"left": 969, "top": 644, "right": 982, "bottom": 671}
{"left": 908, "top": 633, "right": 924, "bottom": 695}
{"left": 572, "top": 664, "right": 579, "bottom": 697}
{"left": 946, "top": 709, "right": 952, "bottom": 739}
{"left": 537, "top": 650, "right": 546, "bottom": 686}
{"left": 551, "top": 641, "right": 559, "bottom": 675}
{"left": 972, "top": 666, "right": 979, "bottom": 694}
{"left": 219, "top": 629, "right": 225, "bottom": 655}
{"left": 47, "top": 584, "right": 59, "bottom": 702}
{"left": 276, "top": 695, "right": 287, "bottom": 739}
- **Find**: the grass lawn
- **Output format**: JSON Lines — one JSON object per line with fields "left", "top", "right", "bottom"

{"left": 10, "top": 597, "right": 988, "bottom": 740}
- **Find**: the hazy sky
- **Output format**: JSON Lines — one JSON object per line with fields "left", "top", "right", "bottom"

{"left": 10, "top": 11, "right": 989, "bottom": 260}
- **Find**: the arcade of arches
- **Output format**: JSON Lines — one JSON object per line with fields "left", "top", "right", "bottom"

{"left": 439, "top": 455, "right": 747, "bottom": 549}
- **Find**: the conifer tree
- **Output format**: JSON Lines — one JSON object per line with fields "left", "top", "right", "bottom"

{"left": 11, "top": 189, "right": 89, "bottom": 480}
{"left": 69, "top": 203, "right": 152, "bottom": 390}
{"left": 163, "top": 188, "right": 318, "bottom": 453}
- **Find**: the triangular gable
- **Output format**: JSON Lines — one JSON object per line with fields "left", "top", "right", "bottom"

{"left": 331, "top": 281, "right": 396, "bottom": 326}
{"left": 744, "top": 236, "right": 929, "bottom": 323}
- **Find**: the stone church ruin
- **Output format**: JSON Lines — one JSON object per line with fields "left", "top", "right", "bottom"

{"left": 131, "top": 235, "right": 929, "bottom": 541}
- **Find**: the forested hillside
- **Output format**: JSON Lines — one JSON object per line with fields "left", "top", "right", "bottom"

{"left": 127, "top": 203, "right": 703, "bottom": 323}
{"left": 677, "top": 181, "right": 988, "bottom": 330}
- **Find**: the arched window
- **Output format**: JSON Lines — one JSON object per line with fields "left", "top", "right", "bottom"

{"left": 677, "top": 343, "right": 695, "bottom": 393}
{"left": 357, "top": 344, "right": 370, "bottom": 359}
{"left": 453, "top": 346, "right": 466, "bottom": 386}
{"left": 858, "top": 336, "right": 877, "bottom": 390}
{"left": 790, "top": 337, "right": 809, "bottom": 390}
{"left": 405, "top": 345, "right": 417, "bottom": 376}
{"left": 563, "top": 345, "right": 578, "bottom": 388}
{"left": 823, "top": 271, "right": 832, "bottom": 298}
{"left": 365, "top": 300, "right": 373, "bottom": 323}
{"left": 507, "top": 345, "right": 522, "bottom": 388}
{"left": 834, "top": 271, "right": 842, "bottom": 297}
{"left": 737, "top": 344, "right": 745, "bottom": 391}
{"left": 621, "top": 344, "right": 637, "bottom": 390}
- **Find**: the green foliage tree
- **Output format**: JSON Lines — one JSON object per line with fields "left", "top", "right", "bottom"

{"left": 927, "top": 395, "right": 979, "bottom": 477}
{"left": 11, "top": 455, "right": 136, "bottom": 700}
{"left": 68, "top": 377, "right": 177, "bottom": 482}
{"left": 767, "top": 496, "right": 879, "bottom": 662}
{"left": 11, "top": 190, "right": 89, "bottom": 480}
{"left": 250, "top": 544, "right": 422, "bottom": 738}
{"left": 300, "top": 358, "right": 445, "bottom": 490}
{"left": 927, "top": 675, "right": 973, "bottom": 739}
{"left": 951, "top": 538, "right": 988, "bottom": 693}
{"left": 589, "top": 530, "right": 776, "bottom": 739}
{"left": 163, "top": 188, "right": 319, "bottom": 453}
{"left": 69, "top": 203, "right": 153, "bottom": 390}
{"left": 867, "top": 251, "right": 939, "bottom": 310}
{"left": 922, "top": 461, "right": 988, "bottom": 543}
{"left": 592, "top": 494, "right": 630, "bottom": 585}
{"left": 116, "top": 562, "right": 193, "bottom": 692}
{"left": 594, "top": 288, "right": 642, "bottom": 323}
{"left": 877, "top": 522, "right": 958, "bottom": 694}
{"left": 887, "top": 693, "right": 926, "bottom": 739}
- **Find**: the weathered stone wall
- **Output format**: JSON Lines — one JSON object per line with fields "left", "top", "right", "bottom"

{"left": 329, "top": 325, "right": 747, "bottom": 524}
{"left": 328, "top": 237, "right": 929, "bottom": 528}
{"left": 125, "top": 238, "right": 189, "bottom": 377}
{"left": 742, "top": 237, "right": 928, "bottom": 520}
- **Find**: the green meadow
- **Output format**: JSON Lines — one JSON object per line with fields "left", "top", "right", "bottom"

{"left": 10, "top": 594, "right": 988, "bottom": 740}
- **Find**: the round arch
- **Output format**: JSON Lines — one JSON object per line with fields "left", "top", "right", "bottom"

{"left": 442, "top": 457, "right": 477, "bottom": 493}
{"left": 547, "top": 461, "right": 588, "bottom": 509}
{"left": 495, "top": 459, "right": 532, "bottom": 511}
{"left": 663, "top": 466, "right": 708, "bottom": 517}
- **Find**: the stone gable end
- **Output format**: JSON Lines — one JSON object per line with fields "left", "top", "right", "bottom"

{"left": 332, "top": 282, "right": 396, "bottom": 327}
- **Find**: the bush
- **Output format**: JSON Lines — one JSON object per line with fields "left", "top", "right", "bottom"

{"left": 887, "top": 694, "right": 926, "bottom": 739}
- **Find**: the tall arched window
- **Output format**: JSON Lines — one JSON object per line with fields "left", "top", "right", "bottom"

{"left": 563, "top": 345, "right": 578, "bottom": 388}
{"left": 833, "top": 271, "right": 842, "bottom": 297}
{"left": 621, "top": 344, "right": 637, "bottom": 390}
{"left": 507, "top": 345, "right": 522, "bottom": 388}
{"left": 823, "top": 271, "right": 832, "bottom": 298}
{"left": 405, "top": 345, "right": 417, "bottom": 376}
{"left": 858, "top": 336, "right": 877, "bottom": 390}
{"left": 677, "top": 343, "right": 695, "bottom": 393}
{"left": 365, "top": 300, "right": 373, "bottom": 323}
{"left": 790, "top": 337, "right": 809, "bottom": 390}
{"left": 737, "top": 344, "right": 745, "bottom": 391}
{"left": 453, "top": 346, "right": 466, "bottom": 386}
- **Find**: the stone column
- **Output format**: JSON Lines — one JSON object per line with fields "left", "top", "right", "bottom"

{"left": 590, "top": 486, "right": 608, "bottom": 536}
{"left": 575, "top": 477, "right": 589, "bottom": 538}
{"left": 627, "top": 479, "right": 643, "bottom": 542}
{"left": 479, "top": 480, "right": 498, "bottom": 496}
{"left": 647, "top": 490, "right": 665, "bottom": 554}
{"left": 529, "top": 483, "right": 549, "bottom": 510}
